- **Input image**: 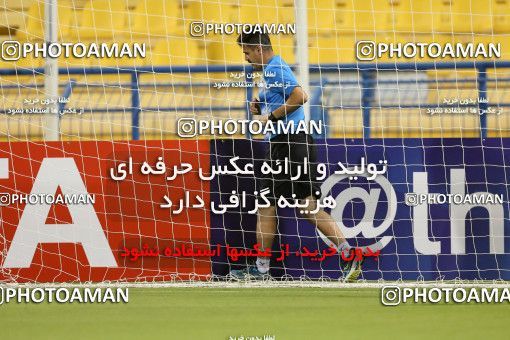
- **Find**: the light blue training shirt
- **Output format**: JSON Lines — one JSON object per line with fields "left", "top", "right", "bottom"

{"left": 258, "top": 55, "right": 304, "bottom": 140}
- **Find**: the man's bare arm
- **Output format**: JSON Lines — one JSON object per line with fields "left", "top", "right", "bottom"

{"left": 271, "top": 86, "right": 308, "bottom": 119}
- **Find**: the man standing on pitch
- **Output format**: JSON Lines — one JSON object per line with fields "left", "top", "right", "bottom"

{"left": 230, "top": 31, "right": 363, "bottom": 282}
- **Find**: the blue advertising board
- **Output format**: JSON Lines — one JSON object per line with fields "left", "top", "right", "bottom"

{"left": 210, "top": 138, "right": 510, "bottom": 281}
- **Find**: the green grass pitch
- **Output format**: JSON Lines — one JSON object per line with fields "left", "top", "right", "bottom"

{"left": 1, "top": 287, "right": 508, "bottom": 339}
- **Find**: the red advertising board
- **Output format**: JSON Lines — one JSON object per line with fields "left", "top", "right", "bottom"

{"left": 0, "top": 140, "right": 211, "bottom": 282}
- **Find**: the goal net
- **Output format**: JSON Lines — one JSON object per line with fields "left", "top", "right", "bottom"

{"left": 0, "top": 0, "right": 509, "bottom": 285}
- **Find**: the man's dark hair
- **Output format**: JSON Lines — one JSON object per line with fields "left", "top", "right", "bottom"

{"left": 236, "top": 31, "right": 272, "bottom": 51}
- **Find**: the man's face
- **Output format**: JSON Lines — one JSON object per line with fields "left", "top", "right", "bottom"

{"left": 242, "top": 45, "right": 263, "bottom": 71}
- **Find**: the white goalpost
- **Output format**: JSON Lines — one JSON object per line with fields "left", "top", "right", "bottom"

{"left": 294, "top": 0, "right": 310, "bottom": 123}
{"left": 43, "top": 0, "right": 59, "bottom": 141}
